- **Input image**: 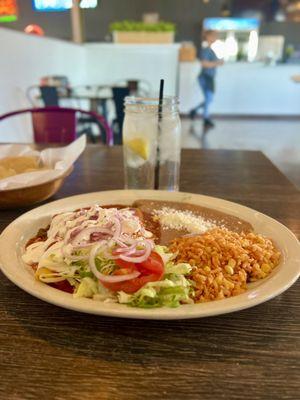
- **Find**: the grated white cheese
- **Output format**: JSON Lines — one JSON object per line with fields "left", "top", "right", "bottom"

{"left": 153, "top": 207, "right": 216, "bottom": 234}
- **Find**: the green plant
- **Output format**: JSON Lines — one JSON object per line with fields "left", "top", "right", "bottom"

{"left": 109, "top": 20, "right": 176, "bottom": 33}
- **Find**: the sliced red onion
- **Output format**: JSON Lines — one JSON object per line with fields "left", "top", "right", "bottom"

{"left": 70, "top": 227, "right": 82, "bottom": 239}
{"left": 89, "top": 243, "right": 140, "bottom": 283}
{"left": 71, "top": 227, "right": 112, "bottom": 247}
{"left": 117, "top": 235, "right": 137, "bottom": 245}
{"left": 64, "top": 226, "right": 82, "bottom": 245}
{"left": 131, "top": 249, "right": 147, "bottom": 256}
{"left": 113, "top": 243, "right": 137, "bottom": 254}
{"left": 99, "top": 270, "right": 140, "bottom": 283}
{"left": 114, "top": 239, "right": 127, "bottom": 248}
{"left": 119, "top": 252, "right": 150, "bottom": 264}
{"left": 116, "top": 248, "right": 137, "bottom": 257}
{"left": 119, "top": 241, "right": 152, "bottom": 263}
{"left": 90, "top": 231, "right": 111, "bottom": 242}
{"left": 111, "top": 217, "right": 122, "bottom": 239}
{"left": 43, "top": 206, "right": 156, "bottom": 277}
{"left": 138, "top": 239, "right": 155, "bottom": 250}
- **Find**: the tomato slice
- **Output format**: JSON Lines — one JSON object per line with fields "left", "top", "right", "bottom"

{"left": 101, "top": 252, "right": 164, "bottom": 294}
{"left": 101, "top": 274, "right": 156, "bottom": 294}
{"left": 115, "top": 259, "right": 136, "bottom": 271}
{"left": 137, "top": 251, "right": 164, "bottom": 274}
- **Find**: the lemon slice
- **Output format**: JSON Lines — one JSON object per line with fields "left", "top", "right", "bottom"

{"left": 125, "top": 138, "right": 149, "bottom": 160}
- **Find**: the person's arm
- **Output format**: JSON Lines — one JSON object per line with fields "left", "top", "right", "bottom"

{"left": 201, "top": 59, "right": 223, "bottom": 68}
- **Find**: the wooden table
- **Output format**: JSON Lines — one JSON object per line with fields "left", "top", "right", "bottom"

{"left": 0, "top": 146, "right": 299, "bottom": 400}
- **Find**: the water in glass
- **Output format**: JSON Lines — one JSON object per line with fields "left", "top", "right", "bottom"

{"left": 123, "top": 96, "right": 181, "bottom": 190}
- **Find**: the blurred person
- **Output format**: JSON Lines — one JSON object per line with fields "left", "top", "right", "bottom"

{"left": 190, "top": 30, "right": 224, "bottom": 129}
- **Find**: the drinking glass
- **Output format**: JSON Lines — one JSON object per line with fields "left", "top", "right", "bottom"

{"left": 123, "top": 96, "right": 181, "bottom": 191}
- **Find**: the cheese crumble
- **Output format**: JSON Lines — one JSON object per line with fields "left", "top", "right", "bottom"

{"left": 153, "top": 207, "right": 216, "bottom": 234}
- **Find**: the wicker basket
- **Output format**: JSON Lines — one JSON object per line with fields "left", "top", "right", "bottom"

{"left": 0, "top": 167, "right": 73, "bottom": 209}
{"left": 113, "top": 31, "right": 175, "bottom": 44}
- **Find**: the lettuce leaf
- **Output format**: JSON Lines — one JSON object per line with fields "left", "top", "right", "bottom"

{"left": 154, "top": 245, "right": 175, "bottom": 265}
{"left": 117, "top": 264, "right": 193, "bottom": 308}
{"left": 74, "top": 277, "right": 99, "bottom": 298}
{"left": 165, "top": 262, "right": 192, "bottom": 275}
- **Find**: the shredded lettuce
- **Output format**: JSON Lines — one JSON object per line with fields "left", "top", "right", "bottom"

{"left": 95, "top": 257, "right": 116, "bottom": 275}
{"left": 118, "top": 249, "right": 194, "bottom": 308}
{"left": 33, "top": 240, "right": 194, "bottom": 308}
{"left": 165, "top": 262, "right": 192, "bottom": 275}
{"left": 79, "top": 270, "right": 94, "bottom": 279}
{"left": 154, "top": 245, "right": 175, "bottom": 265}
{"left": 118, "top": 277, "right": 192, "bottom": 308}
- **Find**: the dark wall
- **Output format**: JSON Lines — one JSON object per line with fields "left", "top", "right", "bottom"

{"left": 1, "top": 0, "right": 226, "bottom": 43}
{"left": 2, "top": 1, "right": 72, "bottom": 40}
{"left": 84, "top": 0, "right": 226, "bottom": 44}
{"left": 1, "top": 0, "right": 300, "bottom": 48}
{"left": 260, "top": 22, "right": 300, "bottom": 46}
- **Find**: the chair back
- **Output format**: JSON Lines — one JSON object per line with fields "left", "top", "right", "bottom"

{"left": 112, "top": 87, "right": 130, "bottom": 144}
{"left": 32, "top": 109, "right": 76, "bottom": 143}
{"left": 114, "top": 79, "right": 151, "bottom": 97}
{"left": 40, "top": 86, "right": 59, "bottom": 106}
{"left": 127, "top": 80, "right": 139, "bottom": 93}
{"left": 0, "top": 107, "right": 113, "bottom": 145}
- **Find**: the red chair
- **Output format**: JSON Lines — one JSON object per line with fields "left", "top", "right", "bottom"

{"left": 0, "top": 107, "right": 113, "bottom": 145}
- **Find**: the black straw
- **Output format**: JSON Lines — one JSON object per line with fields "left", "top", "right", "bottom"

{"left": 154, "top": 79, "right": 164, "bottom": 190}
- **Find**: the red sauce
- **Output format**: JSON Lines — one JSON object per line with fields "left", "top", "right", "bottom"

{"left": 49, "top": 280, "right": 74, "bottom": 294}
{"left": 25, "top": 227, "right": 49, "bottom": 249}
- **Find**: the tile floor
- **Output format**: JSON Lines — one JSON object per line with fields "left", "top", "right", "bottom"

{"left": 181, "top": 118, "right": 300, "bottom": 188}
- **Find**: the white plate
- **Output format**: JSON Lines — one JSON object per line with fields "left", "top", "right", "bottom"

{"left": 0, "top": 190, "right": 299, "bottom": 320}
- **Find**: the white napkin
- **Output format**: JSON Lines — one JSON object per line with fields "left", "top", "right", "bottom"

{"left": 0, "top": 135, "right": 86, "bottom": 190}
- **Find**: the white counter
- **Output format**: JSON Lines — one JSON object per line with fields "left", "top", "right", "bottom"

{"left": 179, "top": 61, "right": 300, "bottom": 116}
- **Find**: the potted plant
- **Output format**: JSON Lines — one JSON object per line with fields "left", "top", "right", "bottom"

{"left": 110, "top": 20, "right": 176, "bottom": 44}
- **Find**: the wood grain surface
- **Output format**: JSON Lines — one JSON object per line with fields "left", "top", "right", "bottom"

{"left": 0, "top": 146, "right": 299, "bottom": 400}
